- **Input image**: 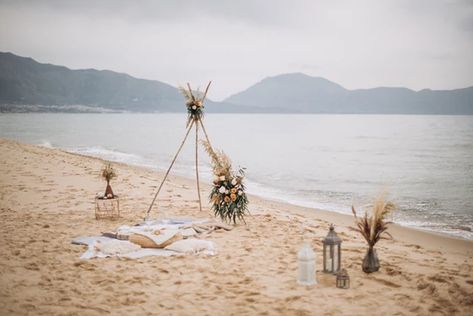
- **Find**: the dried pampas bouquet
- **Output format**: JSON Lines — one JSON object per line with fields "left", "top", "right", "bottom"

{"left": 352, "top": 192, "right": 395, "bottom": 273}
{"left": 202, "top": 140, "right": 249, "bottom": 224}
{"left": 178, "top": 82, "right": 210, "bottom": 128}
{"left": 101, "top": 162, "right": 117, "bottom": 199}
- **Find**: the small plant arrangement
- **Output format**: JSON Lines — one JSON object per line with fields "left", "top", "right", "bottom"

{"left": 100, "top": 162, "right": 117, "bottom": 199}
{"left": 202, "top": 140, "right": 249, "bottom": 224}
{"left": 179, "top": 84, "right": 205, "bottom": 128}
{"left": 352, "top": 192, "right": 395, "bottom": 273}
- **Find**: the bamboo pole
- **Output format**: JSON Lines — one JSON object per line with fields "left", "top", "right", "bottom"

{"left": 198, "top": 118, "right": 214, "bottom": 153}
{"left": 145, "top": 119, "right": 195, "bottom": 219}
{"left": 201, "top": 81, "right": 212, "bottom": 103}
{"left": 195, "top": 119, "right": 202, "bottom": 212}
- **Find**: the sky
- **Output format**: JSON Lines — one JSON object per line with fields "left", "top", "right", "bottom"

{"left": 0, "top": 0, "right": 472, "bottom": 100}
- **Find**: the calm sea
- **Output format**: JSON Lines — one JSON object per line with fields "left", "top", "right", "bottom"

{"left": 1, "top": 113, "right": 472, "bottom": 239}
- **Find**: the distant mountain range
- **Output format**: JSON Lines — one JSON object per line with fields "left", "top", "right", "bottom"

{"left": 225, "top": 73, "right": 473, "bottom": 114}
{"left": 1, "top": 52, "right": 472, "bottom": 114}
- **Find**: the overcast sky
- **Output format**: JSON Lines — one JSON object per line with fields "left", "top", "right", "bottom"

{"left": 0, "top": 0, "right": 472, "bottom": 100}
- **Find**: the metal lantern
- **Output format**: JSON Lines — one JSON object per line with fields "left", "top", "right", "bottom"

{"left": 336, "top": 269, "right": 350, "bottom": 289}
{"left": 323, "top": 224, "right": 342, "bottom": 273}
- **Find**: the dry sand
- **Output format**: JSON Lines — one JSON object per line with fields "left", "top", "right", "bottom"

{"left": 0, "top": 138, "right": 472, "bottom": 315}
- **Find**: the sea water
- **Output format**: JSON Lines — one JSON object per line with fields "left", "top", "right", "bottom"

{"left": 1, "top": 113, "right": 472, "bottom": 240}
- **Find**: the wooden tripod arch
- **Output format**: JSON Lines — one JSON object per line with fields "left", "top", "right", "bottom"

{"left": 145, "top": 82, "right": 214, "bottom": 220}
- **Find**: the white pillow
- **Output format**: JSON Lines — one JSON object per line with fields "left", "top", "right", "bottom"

{"left": 95, "top": 239, "right": 141, "bottom": 256}
{"left": 164, "top": 238, "right": 214, "bottom": 254}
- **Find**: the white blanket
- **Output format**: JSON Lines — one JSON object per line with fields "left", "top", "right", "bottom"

{"left": 72, "top": 218, "right": 216, "bottom": 259}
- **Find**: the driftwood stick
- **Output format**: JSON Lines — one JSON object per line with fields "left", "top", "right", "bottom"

{"left": 145, "top": 119, "right": 195, "bottom": 219}
{"left": 195, "top": 120, "right": 202, "bottom": 212}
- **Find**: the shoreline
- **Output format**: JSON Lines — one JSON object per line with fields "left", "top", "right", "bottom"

{"left": 38, "top": 139, "right": 473, "bottom": 251}
{"left": 250, "top": 193, "right": 473, "bottom": 255}
{"left": 1, "top": 138, "right": 472, "bottom": 315}
{"left": 2, "top": 113, "right": 472, "bottom": 242}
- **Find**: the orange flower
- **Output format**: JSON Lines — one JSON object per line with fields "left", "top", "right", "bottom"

{"left": 231, "top": 188, "right": 237, "bottom": 194}
{"left": 224, "top": 196, "right": 231, "bottom": 203}
{"left": 230, "top": 193, "right": 237, "bottom": 201}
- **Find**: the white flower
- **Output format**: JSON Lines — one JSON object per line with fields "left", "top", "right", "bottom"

{"left": 238, "top": 190, "right": 243, "bottom": 196}
{"left": 231, "top": 178, "right": 237, "bottom": 186}
{"left": 192, "top": 105, "right": 197, "bottom": 110}
{"left": 213, "top": 176, "right": 219, "bottom": 183}
{"left": 218, "top": 186, "right": 226, "bottom": 194}
{"left": 219, "top": 175, "right": 226, "bottom": 181}
{"left": 225, "top": 189, "right": 230, "bottom": 194}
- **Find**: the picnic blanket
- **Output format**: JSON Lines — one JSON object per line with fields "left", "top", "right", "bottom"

{"left": 72, "top": 218, "right": 221, "bottom": 259}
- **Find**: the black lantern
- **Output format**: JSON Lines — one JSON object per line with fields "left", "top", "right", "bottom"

{"left": 336, "top": 269, "right": 350, "bottom": 289}
{"left": 323, "top": 224, "right": 342, "bottom": 273}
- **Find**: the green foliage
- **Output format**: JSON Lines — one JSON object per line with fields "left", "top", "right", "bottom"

{"left": 202, "top": 139, "right": 249, "bottom": 224}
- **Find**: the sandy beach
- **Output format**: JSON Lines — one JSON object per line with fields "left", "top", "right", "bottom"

{"left": 0, "top": 138, "right": 472, "bottom": 315}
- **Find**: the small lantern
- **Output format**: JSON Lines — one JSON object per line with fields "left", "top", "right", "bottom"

{"left": 323, "top": 224, "right": 342, "bottom": 273}
{"left": 297, "top": 242, "right": 316, "bottom": 285}
{"left": 336, "top": 269, "right": 350, "bottom": 289}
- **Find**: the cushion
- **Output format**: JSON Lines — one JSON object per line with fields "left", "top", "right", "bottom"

{"left": 164, "top": 238, "right": 214, "bottom": 254}
{"left": 129, "top": 230, "right": 182, "bottom": 248}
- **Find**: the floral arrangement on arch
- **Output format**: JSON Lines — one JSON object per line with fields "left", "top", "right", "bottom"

{"left": 202, "top": 140, "right": 249, "bottom": 224}
{"left": 179, "top": 84, "right": 205, "bottom": 127}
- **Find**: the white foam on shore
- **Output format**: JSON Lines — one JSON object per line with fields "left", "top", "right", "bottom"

{"left": 69, "top": 146, "right": 157, "bottom": 170}
{"left": 244, "top": 178, "right": 353, "bottom": 215}
{"left": 38, "top": 140, "right": 54, "bottom": 148}
{"left": 397, "top": 219, "right": 473, "bottom": 240}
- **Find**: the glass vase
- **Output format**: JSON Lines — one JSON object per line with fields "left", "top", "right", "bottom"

{"left": 362, "top": 247, "right": 380, "bottom": 273}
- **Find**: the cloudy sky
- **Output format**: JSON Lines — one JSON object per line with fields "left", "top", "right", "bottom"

{"left": 0, "top": 0, "right": 472, "bottom": 100}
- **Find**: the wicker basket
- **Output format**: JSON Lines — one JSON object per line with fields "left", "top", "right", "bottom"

{"left": 95, "top": 196, "right": 120, "bottom": 220}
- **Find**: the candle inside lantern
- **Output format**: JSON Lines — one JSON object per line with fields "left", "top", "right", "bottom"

{"left": 323, "top": 224, "right": 342, "bottom": 274}
{"left": 336, "top": 268, "right": 350, "bottom": 289}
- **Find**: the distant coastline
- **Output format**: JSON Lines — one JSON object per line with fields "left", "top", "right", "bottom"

{"left": 2, "top": 105, "right": 473, "bottom": 115}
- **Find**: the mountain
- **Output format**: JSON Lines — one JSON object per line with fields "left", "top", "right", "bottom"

{"left": 0, "top": 52, "right": 188, "bottom": 112}
{"left": 224, "top": 73, "right": 473, "bottom": 114}
{"left": 0, "top": 52, "right": 253, "bottom": 113}
{"left": 1, "top": 52, "right": 472, "bottom": 114}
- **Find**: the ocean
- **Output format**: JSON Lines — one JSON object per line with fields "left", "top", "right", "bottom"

{"left": 1, "top": 113, "right": 472, "bottom": 240}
